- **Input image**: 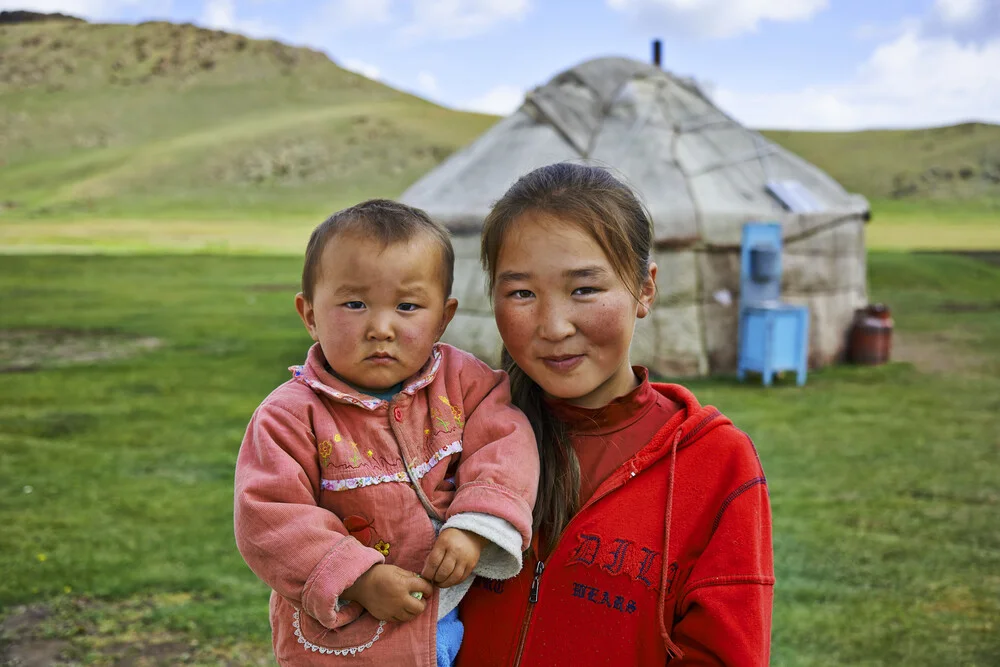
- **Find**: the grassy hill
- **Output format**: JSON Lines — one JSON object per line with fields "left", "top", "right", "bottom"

{"left": 762, "top": 124, "right": 1000, "bottom": 204}
{"left": 0, "top": 16, "right": 496, "bottom": 220}
{"left": 1, "top": 15, "right": 998, "bottom": 224}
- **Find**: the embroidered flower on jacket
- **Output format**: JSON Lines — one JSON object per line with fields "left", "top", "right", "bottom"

{"left": 431, "top": 407, "right": 449, "bottom": 431}
{"left": 343, "top": 515, "right": 377, "bottom": 546}
{"left": 374, "top": 540, "right": 390, "bottom": 556}
{"left": 347, "top": 441, "right": 363, "bottom": 468}
{"left": 438, "top": 395, "right": 465, "bottom": 427}
{"left": 318, "top": 440, "right": 333, "bottom": 468}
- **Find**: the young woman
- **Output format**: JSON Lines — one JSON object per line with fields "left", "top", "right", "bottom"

{"left": 457, "top": 163, "right": 774, "bottom": 665}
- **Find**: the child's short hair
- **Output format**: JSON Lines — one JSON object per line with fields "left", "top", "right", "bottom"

{"left": 301, "top": 199, "right": 455, "bottom": 302}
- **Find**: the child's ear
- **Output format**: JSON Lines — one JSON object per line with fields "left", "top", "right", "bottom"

{"left": 437, "top": 297, "right": 459, "bottom": 341}
{"left": 295, "top": 293, "right": 320, "bottom": 341}
{"left": 637, "top": 263, "right": 657, "bottom": 319}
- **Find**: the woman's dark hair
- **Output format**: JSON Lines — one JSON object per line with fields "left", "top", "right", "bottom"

{"left": 481, "top": 162, "right": 654, "bottom": 551}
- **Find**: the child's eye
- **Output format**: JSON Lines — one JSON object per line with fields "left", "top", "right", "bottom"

{"left": 572, "top": 287, "right": 601, "bottom": 296}
{"left": 344, "top": 301, "right": 366, "bottom": 310}
{"left": 397, "top": 303, "right": 420, "bottom": 312}
{"left": 507, "top": 289, "right": 534, "bottom": 300}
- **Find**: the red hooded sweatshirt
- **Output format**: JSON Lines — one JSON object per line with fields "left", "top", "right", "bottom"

{"left": 457, "top": 382, "right": 774, "bottom": 666}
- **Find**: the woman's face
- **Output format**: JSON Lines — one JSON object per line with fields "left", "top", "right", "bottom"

{"left": 492, "top": 211, "right": 656, "bottom": 409}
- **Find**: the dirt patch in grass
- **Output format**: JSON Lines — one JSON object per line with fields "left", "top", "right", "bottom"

{"left": 951, "top": 251, "right": 1000, "bottom": 267}
{"left": 0, "top": 605, "right": 72, "bottom": 667}
{"left": 892, "top": 328, "right": 990, "bottom": 374}
{"left": 0, "top": 596, "right": 272, "bottom": 666}
{"left": 936, "top": 301, "right": 1000, "bottom": 313}
{"left": 0, "top": 328, "right": 162, "bottom": 373}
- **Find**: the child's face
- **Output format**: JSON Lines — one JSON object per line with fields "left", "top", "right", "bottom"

{"left": 492, "top": 211, "right": 656, "bottom": 409}
{"left": 296, "top": 231, "right": 457, "bottom": 392}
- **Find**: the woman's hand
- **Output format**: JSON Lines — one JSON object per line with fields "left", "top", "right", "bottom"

{"left": 342, "top": 564, "right": 433, "bottom": 622}
{"left": 422, "top": 528, "right": 488, "bottom": 588}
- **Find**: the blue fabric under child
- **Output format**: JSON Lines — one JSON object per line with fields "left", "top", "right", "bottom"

{"left": 437, "top": 608, "right": 463, "bottom": 667}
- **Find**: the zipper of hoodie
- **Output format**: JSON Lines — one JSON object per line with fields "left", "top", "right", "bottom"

{"left": 511, "top": 475, "right": 627, "bottom": 667}
{"left": 512, "top": 560, "right": 545, "bottom": 666}
{"left": 510, "top": 421, "right": 709, "bottom": 666}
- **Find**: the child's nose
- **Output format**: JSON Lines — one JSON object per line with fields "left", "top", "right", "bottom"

{"left": 366, "top": 312, "right": 396, "bottom": 341}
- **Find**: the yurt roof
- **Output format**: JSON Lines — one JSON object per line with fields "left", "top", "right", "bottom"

{"left": 402, "top": 56, "right": 869, "bottom": 248}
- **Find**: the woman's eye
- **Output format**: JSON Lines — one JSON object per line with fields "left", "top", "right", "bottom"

{"left": 344, "top": 301, "right": 365, "bottom": 310}
{"left": 572, "top": 286, "right": 601, "bottom": 296}
{"left": 397, "top": 303, "right": 420, "bottom": 312}
{"left": 508, "top": 289, "right": 534, "bottom": 299}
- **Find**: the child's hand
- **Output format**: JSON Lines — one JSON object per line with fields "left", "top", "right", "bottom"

{"left": 342, "top": 564, "right": 433, "bottom": 623}
{"left": 421, "top": 528, "right": 488, "bottom": 588}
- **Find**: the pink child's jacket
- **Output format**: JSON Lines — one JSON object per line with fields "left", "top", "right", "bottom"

{"left": 234, "top": 343, "right": 539, "bottom": 666}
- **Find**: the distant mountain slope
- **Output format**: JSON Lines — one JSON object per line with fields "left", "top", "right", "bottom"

{"left": 761, "top": 123, "right": 1000, "bottom": 203}
{"left": 0, "top": 17, "right": 497, "bottom": 218}
{"left": 0, "top": 16, "right": 997, "bottom": 221}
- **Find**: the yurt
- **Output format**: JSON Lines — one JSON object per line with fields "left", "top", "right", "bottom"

{"left": 402, "top": 56, "right": 870, "bottom": 376}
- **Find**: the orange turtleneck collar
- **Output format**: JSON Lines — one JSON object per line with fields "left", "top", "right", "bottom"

{"left": 546, "top": 367, "right": 682, "bottom": 505}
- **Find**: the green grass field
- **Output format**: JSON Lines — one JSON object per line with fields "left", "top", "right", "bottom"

{"left": 3, "top": 198, "right": 997, "bottom": 256}
{"left": 2, "top": 14, "right": 1000, "bottom": 667}
{"left": 1, "top": 250, "right": 998, "bottom": 665}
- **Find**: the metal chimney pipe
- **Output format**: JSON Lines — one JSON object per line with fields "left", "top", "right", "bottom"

{"left": 652, "top": 39, "right": 662, "bottom": 67}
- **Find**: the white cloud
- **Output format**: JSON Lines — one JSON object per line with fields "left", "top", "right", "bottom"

{"left": 416, "top": 70, "right": 439, "bottom": 96}
{"left": 198, "top": 0, "right": 270, "bottom": 37}
{"left": 606, "top": 0, "right": 828, "bottom": 39}
{"left": 460, "top": 84, "right": 524, "bottom": 115}
{"left": 200, "top": 0, "right": 235, "bottom": 28}
{"left": 713, "top": 29, "right": 1000, "bottom": 129}
{"left": 317, "top": 0, "right": 392, "bottom": 29}
{"left": 0, "top": 0, "right": 168, "bottom": 19}
{"left": 935, "top": 0, "right": 986, "bottom": 26}
{"left": 342, "top": 58, "right": 381, "bottom": 80}
{"left": 400, "top": 0, "right": 531, "bottom": 41}
{"left": 923, "top": 0, "right": 999, "bottom": 43}
{"left": 294, "top": 0, "right": 391, "bottom": 54}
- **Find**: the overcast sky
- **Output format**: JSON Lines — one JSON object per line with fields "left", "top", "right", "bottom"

{"left": 5, "top": 0, "right": 999, "bottom": 130}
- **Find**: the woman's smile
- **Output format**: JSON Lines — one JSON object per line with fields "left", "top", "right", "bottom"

{"left": 540, "top": 353, "right": 585, "bottom": 373}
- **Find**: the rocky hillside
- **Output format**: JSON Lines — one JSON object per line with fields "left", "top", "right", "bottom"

{"left": 0, "top": 14, "right": 496, "bottom": 218}
{"left": 0, "top": 13, "right": 997, "bottom": 220}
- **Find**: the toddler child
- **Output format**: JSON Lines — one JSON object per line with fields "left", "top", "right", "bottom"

{"left": 234, "top": 199, "right": 539, "bottom": 666}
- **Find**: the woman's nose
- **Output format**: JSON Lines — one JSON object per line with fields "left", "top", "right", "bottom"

{"left": 537, "top": 301, "right": 575, "bottom": 342}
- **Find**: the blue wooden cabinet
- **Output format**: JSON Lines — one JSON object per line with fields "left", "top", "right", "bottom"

{"left": 737, "top": 222, "right": 810, "bottom": 386}
{"left": 737, "top": 304, "right": 810, "bottom": 386}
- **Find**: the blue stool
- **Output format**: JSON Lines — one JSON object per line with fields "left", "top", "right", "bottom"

{"left": 736, "top": 223, "right": 810, "bottom": 386}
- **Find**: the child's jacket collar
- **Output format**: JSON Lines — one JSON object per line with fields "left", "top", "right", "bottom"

{"left": 289, "top": 342, "right": 443, "bottom": 410}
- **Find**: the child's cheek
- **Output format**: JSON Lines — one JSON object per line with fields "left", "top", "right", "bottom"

{"left": 398, "top": 325, "right": 423, "bottom": 346}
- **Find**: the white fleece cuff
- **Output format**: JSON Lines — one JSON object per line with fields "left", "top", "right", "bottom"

{"left": 443, "top": 512, "right": 523, "bottom": 579}
{"left": 433, "top": 512, "right": 524, "bottom": 619}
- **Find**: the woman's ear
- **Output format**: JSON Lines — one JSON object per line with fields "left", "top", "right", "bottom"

{"left": 637, "top": 263, "right": 657, "bottom": 319}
